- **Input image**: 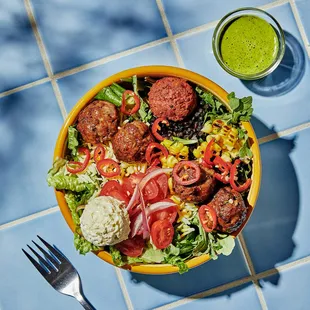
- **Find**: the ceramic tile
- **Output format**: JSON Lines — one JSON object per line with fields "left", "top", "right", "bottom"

{"left": 0, "top": 83, "right": 63, "bottom": 225}
{"left": 243, "top": 127, "right": 310, "bottom": 273}
{"left": 177, "top": 284, "right": 261, "bottom": 310}
{"left": 259, "top": 263, "right": 310, "bottom": 310}
{"left": 295, "top": 0, "right": 310, "bottom": 44}
{"left": 31, "top": 0, "right": 167, "bottom": 73}
{"left": 57, "top": 42, "right": 178, "bottom": 112}
{"left": 0, "top": 211, "right": 126, "bottom": 310}
{"left": 176, "top": 3, "right": 310, "bottom": 138}
{"left": 0, "top": 0, "right": 47, "bottom": 92}
{"left": 162, "top": 0, "right": 274, "bottom": 34}
{"left": 121, "top": 243, "right": 249, "bottom": 310}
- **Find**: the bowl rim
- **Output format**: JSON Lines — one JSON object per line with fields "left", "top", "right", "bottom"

{"left": 54, "top": 65, "right": 261, "bottom": 275}
{"left": 212, "top": 7, "right": 286, "bottom": 80}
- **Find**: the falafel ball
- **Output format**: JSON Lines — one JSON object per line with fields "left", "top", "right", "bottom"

{"left": 173, "top": 164, "right": 217, "bottom": 203}
{"left": 148, "top": 77, "right": 197, "bottom": 121}
{"left": 211, "top": 187, "right": 248, "bottom": 233}
{"left": 77, "top": 100, "right": 119, "bottom": 144}
{"left": 112, "top": 120, "right": 154, "bottom": 163}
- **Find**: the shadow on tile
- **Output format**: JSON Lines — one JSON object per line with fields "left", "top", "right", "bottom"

{"left": 127, "top": 116, "right": 299, "bottom": 297}
{"left": 242, "top": 31, "right": 305, "bottom": 97}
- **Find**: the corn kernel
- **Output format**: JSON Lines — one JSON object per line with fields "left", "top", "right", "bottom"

{"left": 201, "top": 122, "right": 213, "bottom": 133}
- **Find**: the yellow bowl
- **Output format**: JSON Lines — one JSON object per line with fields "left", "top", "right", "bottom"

{"left": 54, "top": 65, "right": 261, "bottom": 275}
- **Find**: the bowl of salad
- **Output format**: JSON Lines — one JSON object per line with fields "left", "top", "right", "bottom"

{"left": 48, "top": 66, "right": 261, "bottom": 274}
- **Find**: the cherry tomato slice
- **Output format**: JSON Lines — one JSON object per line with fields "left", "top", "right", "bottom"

{"left": 67, "top": 147, "right": 90, "bottom": 174}
{"left": 115, "top": 236, "right": 145, "bottom": 257}
{"left": 100, "top": 180, "right": 129, "bottom": 204}
{"left": 94, "top": 145, "right": 106, "bottom": 163}
{"left": 151, "top": 219, "right": 174, "bottom": 250}
{"left": 198, "top": 204, "right": 217, "bottom": 233}
{"left": 120, "top": 90, "right": 140, "bottom": 115}
{"left": 172, "top": 161, "right": 201, "bottom": 185}
{"left": 149, "top": 206, "right": 178, "bottom": 228}
{"left": 151, "top": 118, "right": 169, "bottom": 141}
{"left": 143, "top": 179, "right": 159, "bottom": 201}
{"left": 122, "top": 173, "right": 145, "bottom": 196}
{"left": 96, "top": 159, "right": 120, "bottom": 177}
{"left": 145, "top": 142, "right": 168, "bottom": 165}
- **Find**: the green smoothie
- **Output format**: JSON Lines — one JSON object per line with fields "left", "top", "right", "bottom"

{"left": 220, "top": 15, "right": 279, "bottom": 75}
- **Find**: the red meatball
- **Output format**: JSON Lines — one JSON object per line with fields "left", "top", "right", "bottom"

{"left": 148, "top": 77, "right": 196, "bottom": 121}
{"left": 112, "top": 120, "right": 154, "bottom": 163}
{"left": 173, "top": 164, "right": 217, "bottom": 203}
{"left": 211, "top": 187, "right": 248, "bottom": 233}
{"left": 77, "top": 100, "right": 119, "bottom": 144}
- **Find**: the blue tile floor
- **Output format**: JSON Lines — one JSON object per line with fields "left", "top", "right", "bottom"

{"left": 1, "top": 0, "right": 310, "bottom": 309}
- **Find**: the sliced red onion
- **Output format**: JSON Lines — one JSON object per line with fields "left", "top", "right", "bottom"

{"left": 126, "top": 185, "right": 140, "bottom": 211}
{"left": 139, "top": 189, "right": 150, "bottom": 239}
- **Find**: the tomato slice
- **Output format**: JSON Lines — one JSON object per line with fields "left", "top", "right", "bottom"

{"left": 122, "top": 173, "right": 145, "bottom": 196}
{"left": 115, "top": 236, "right": 145, "bottom": 257}
{"left": 143, "top": 179, "right": 159, "bottom": 201}
{"left": 149, "top": 206, "right": 178, "bottom": 228}
{"left": 151, "top": 219, "right": 174, "bottom": 250}
{"left": 100, "top": 180, "right": 129, "bottom": 205}
{"left": 198, "top": 204, "right": 217, "bottom": 233}
{"left": 172, "top": 161, "right": 201, "bottom": 185}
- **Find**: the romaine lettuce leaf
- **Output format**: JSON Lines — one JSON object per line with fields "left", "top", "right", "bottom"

{"left": 74, "top": 233, "right": 100, "bottom": 255}
{"left": 109, "top": 246, "right": 126, "bottom": 267}
{"left": 68, "top": 126, "right": 79, "bottom": 157}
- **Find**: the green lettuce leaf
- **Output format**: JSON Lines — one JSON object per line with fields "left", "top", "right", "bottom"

{"left": 109, "top": 246, "right": 126, "bottom": 267}
{"left": 74, "top": 233, "right": 100, "bottom": 255}
{"left": 68, "top": 126, "right": 79, "bottom": 157}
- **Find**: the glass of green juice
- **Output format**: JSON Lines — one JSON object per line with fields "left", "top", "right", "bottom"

{"left": 212, "top": 8, "right": 285, "bottom": 80}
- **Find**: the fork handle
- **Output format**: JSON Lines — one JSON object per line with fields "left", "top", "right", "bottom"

{"left": 75, "top": 292, "right": 96, "bottom": 310}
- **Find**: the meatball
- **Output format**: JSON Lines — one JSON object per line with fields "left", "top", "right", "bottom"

{"left": 211, "top": 187, "right": 247, "bottom": 233}
{"left": 77, "top": 100, "right": 119, "bottom": 144}
{"left": 148, "top": 77, "right": 197, "bottom": 121}
{"left": 173, "top": 164, "right": 217, "bottom": 203}
{"left": 112, "top": 120, "right": 154, "bottom": 163}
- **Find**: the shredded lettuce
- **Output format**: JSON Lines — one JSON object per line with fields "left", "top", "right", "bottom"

{"left": 68, "top": 126, "right": 79, "bottom": 157}
{"left": 110, "top": 246, "right": 126, "bottom": 267}
{"left": 74, "top": 233, "right": 100, "bottom": 255}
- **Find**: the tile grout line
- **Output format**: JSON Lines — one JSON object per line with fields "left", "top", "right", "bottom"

{"left": 114, "top": 268, "right": 134, "bottom": 310}
{"left": 0, "top": 206, "right": 59, "bottom": 231}
{"left": 237, "top": 234, "right": 268, "bottom": 309}
{"left": 258, "top": 121, "right": 310, "bottom": 144}
{"left": 153, "top": 276, "right": 253, "bottom": 310}
{"left": 289, "top": 0, "right": 310, "bottom": 58}
{"left": 24, "top": 0, "right": 67, "bottom": 119}
{"left": 156, "top": 0, "right": 185, "bottom": 67}
{"left": 0, "top": 0, "right": 295, "bottom": 100}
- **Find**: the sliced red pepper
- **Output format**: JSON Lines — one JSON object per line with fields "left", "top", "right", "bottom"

{"left": 145, "top": 142, "right": 168, "bottom": 165}
{"left": 199, "top": 204, "right": 217, "bottom": 232}
{"left": 67, "top": 147, "right": 90, "bottom": 174}
{"left": 120, "top": 90, "right": 140, "bottom": 115}
{"left": 94, "top": 144, "right": 106, "bottom": 163}
{"left": 151, "top": 118, "right": 169, "bottom": 141}
{"left": 150, "top": 157, "right": 161, "bottom": 167}
{"left": 96, "top": 158, "right": 121, "bottom": 177}
{"left": 203, "top": 138, "right": 216, "bottom": 167}
{"left": 172, "top": 160, "right": 201, "bottom": 185}
{"left": 213, "top": 156, "right": 231, "bottom": 184}
{"left": 230, "top": 159, "right": 252, "bottom": 192}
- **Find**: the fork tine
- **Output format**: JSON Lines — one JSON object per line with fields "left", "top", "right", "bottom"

{"left": 32, "top": 240, "right": 59, "bottom": 270}
{"left": 27, "top": 245, "right": 52, "bottom": 273}
{"left": 22, "top": 249, "right": 48, "bottom": 277}
{"left": 37, "top": 235, "right": 66, "bottom": 263}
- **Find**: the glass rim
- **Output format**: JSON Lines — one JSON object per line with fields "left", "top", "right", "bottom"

{"left": 212, "top": 7, "right": 286, "bottom": 80}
